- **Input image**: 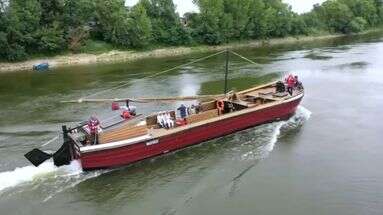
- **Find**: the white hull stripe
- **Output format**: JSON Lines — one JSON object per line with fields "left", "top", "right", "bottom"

{"left": 80, "top": 134, "right": 153, "bottom": 153}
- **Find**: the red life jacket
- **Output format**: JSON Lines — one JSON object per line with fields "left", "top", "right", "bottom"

{"left": 122, "top": 110, "right": 131, "bottom": 119}
{"left": 287, "top": 75, "right": 296, "bottom": 87}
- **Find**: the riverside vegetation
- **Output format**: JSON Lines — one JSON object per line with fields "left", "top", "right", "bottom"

{"left": 0, "top": 0, "right": 383, "bottom": 62}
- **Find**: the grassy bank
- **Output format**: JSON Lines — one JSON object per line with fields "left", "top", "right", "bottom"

{"left": 0, "top": 29, "right": 381, "bottom": 73}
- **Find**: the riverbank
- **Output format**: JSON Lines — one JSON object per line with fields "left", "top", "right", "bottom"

{"left": 0, "top": 29, "right": 381, "bottom": 73}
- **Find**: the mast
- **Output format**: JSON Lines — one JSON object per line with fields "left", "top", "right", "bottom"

{"left": 224, "top": 49, "right": 229, "bottom": 94}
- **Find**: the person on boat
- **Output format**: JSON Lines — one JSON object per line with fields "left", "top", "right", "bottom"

{"left": 159, "top": 112, "right": 170, "bottom": 128}
{"left": 121, "top": 110, "right": 132, "bottom": 120}
{"left": 165, "top": 112, "right": 174, "bottom": 128}
{"left": 177, "top": 104, "right": 188, "bottom": 119}
{"left": 195, "top": 103, "right": 202, "bottom": 114}
{"left": 275, "top": 81, "right": 286, "bottom": 93}
{"left": 189, "top": 105, "right": 197, "bottom": 115}
{"left": 286, "top": 74, "right": 296, "bottom": 95}
{"left": 294, "top": 75, "right": 303, "bottom": 90}
{"left": 157, "top": 112, "right": 165, "bottom": 128}
{"left": 227, "top": 102, "right": 235, "bottom": 112}
{"left": 120, "top": 100, "right": 137, "bottom": 116}
{"left": 87, "top": 116, "right": 100, "bottom": 145}
{"left": 115, "top": 100, "right": 136, "bottom": 120}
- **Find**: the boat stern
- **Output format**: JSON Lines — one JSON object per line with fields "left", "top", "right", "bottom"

{"left": 24, "top": 125, "right": 75, "bottom": 167}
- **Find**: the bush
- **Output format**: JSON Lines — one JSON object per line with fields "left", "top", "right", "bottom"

{"left": 6, "top": 44, "right": 28, "bottom": 61}
{"left": 34, "top": 23, "right": 66, "bottom": 53}
{"left": 346, "top": 17, "right": 368, "bottom": 33}
{"left": 68, "top": 27, "right": 90, "bottom": 53}
{"left": 80, "top": 40, "right": 114, "bottom": 54}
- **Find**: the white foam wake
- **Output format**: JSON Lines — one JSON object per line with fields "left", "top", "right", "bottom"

{"left": 0, "top": 160, "right": 82, "bottom": 193}
{"left": 241, "top": 106, "right": 312, "bottom": 160}
{"left": 263, "top": 122, "right": 284, "bottom": 153}
{"left": 264, "top": 105, "right": 312, "bottom": 152}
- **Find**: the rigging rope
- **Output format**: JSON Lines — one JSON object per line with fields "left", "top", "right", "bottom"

{"left": 41, "top": 135, "right": 59, "bottom": 147}
{"left": 230, "top": 50, "right": 262, "bottom": 67}
{"left": 80, "top": 50, "right": 227, "bottom": 100}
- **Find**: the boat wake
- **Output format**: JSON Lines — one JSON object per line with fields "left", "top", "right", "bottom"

{"left": 267, "top": 105, "right": 312, "bottom": 151}
{"left": 0, "top": 160, "right": 81, "bottom": 193}
{"left": 0, "top": 159, "right": 107, "bottom": 200}
{"left": 240, "top": 106, "right": 312, "bottom": 160}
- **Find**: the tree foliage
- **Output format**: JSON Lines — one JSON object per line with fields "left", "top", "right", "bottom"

{"left": 0, "top": 0, "right": 382, "bottom": 61}
{"left": 127, "top": 3, "right": 152, "bottom": 48}
{"left": 141, "top": 0, "right": 190, "bottom": 45}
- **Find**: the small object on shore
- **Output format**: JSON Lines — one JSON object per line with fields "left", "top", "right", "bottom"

{"left": 33, "top": 63, "right": 49, "bottom": 71}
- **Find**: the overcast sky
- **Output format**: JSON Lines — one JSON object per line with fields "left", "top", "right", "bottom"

{"left": 283, "top": 0, "right": 326, "bottom": 13}
{"left": 125, "top": 0, "right": 326, "bottom": 15}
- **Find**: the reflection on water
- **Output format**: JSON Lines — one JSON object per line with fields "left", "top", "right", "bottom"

{"left": 0, "top": 31, "right": 383, "bottom": 215}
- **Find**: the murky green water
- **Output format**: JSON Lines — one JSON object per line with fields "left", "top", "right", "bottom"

{"left": 1, "top": 32, "right": 383, "bottom": 215}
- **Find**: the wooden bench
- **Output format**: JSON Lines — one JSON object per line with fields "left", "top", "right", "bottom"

{"left": 200, "top": 100, "right": 217, "bottom": 112}
{"left": 186, "top": 109, "right": 219, "bottom": 124}
{"left": 98, "top": 125, "right": 148, "bottom": 144}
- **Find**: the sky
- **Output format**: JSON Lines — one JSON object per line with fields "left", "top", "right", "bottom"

{"left": 125, "top": 0, "right": 326, "bottom": 15}
{"left": 283, "top": 0, "right": 326, "bottom": 13}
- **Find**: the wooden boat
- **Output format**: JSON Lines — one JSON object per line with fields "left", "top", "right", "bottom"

{"left": 24, "top": 51, "right": 304, "bottom": 170}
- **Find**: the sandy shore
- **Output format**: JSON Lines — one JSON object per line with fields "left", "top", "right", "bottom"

{"left": 0, "top": 32, "right": 374, "bottom": 73}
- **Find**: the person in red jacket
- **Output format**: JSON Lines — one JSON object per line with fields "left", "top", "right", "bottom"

{"left": 87, "top": 116, "right": 100, "bottom": 145}
{"left": 286, "top": 74, "right": 296, "bottom": 95}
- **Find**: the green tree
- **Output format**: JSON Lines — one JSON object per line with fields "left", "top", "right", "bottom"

{"left": 245, "top": 0, "right": 267, "bottom": 39}
{"left": 220, "top": 13, "right": 234, "bottom": 41}
{"left": 302, "top": 6, "right": 326, "bottom": 34}
{"left": 63, "top": 0, "right": 95, "bottom": 52}
{"left": 3, "top": 0, "right": 42, "bottom": 60}
{"left": 34, "top": 22, "right": 66, "bottom": 53}
{"left": 319, "top": 0, "right": 354, "bottom": 33}
{"left": 127, "top": 3, "right": 152, "bottom": 48}
{"left": 141, "top": 0, "right": 191, "bottom": 45}
{"left": 339, "top": 0, "right": 378, "bottom": 26}
{"left": 265, "top": 0, "right": 294, "bottom": 37}
{"left": 63, "top": 0, "right": 95, "bottom": 29}
{"left": 290, "top": 15, "right": 308, "bottom": 35}
{"left": 346, "top": 16, "right": 368, "bottom": 32}
{"left": 193, "top": 0, "right": 224, "bottom": 45}
{"left": 223, "top": 0, "right": 252, "bottom": 39}
{"left": 0, "top": 2, "right": 9, "bottom": 60}
{"left": 375, "top": 0, "right": 383, "bottom": 22}
{"left": 38, "top": 0, "right": 64, "bottom": 26}
{"left": 95, "top": 0, "right": 130, "bottom": 47}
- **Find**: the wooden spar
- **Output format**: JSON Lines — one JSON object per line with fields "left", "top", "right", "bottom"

{"left": 224, "top": 49, "right": 229, "bottom": 94}
{"left": 60, "top": 93, "right": 233, "bottom": 104}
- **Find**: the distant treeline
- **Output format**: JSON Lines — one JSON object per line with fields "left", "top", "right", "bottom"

{"left": 0, "top": 0, "right": 383, "bottom": 61}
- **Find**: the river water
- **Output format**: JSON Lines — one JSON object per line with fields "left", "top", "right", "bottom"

{"left": 1, "top": 32, "right": 383, "bottom": 215}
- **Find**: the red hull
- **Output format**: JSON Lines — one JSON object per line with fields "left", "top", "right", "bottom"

{"left": 79, "top": 96, "right": 302, "bottom": 170}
